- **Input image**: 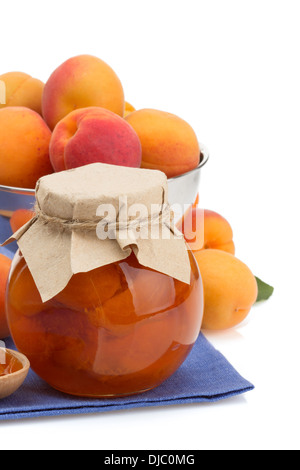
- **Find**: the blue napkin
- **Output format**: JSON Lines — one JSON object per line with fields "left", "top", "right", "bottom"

{"left": 0, "top": 335, "right": 254, "bottom": 421}
{"left": 0, "top": 215, "right": 254, "bottom": 420}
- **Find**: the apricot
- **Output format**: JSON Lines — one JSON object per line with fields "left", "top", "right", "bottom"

{"left": 10, "top": 209, "right": 34, "bottom": 233}
{"left": 42, "top": 54, "right": 125, "bottom": 130}
{"left": 124, "top": 101, "right": 136, "bottom": 117}
{"left": 49, "top": 107, "right": 142, "bottom": 171}
{"left": 177, "top": 207, "right": 235, "bottom": 254}
{"left": 8, "top": 308, "right": 99, "bottom": 375}
{"left": 193, "top": 249, "right": 258, "bottom": 330}
{"left": 8, "top": 255, "right": 47, "bottom": 318}
{"left": 101, "top": 268, "right": 174, "bottom": 333}
{"left": 0, "top": 72, "right": 44, "bottom": 115}
{"left": 0, "top": 254, "right": 12, "bottom": 338}
{"left": 125, "top": 109, "right": 200, "bottom": 178}
{"left": 0, "top": 107, "right": 53, "bottom": 188}
{"left": 54, "top": 263, "right": 123, "bottom": 313}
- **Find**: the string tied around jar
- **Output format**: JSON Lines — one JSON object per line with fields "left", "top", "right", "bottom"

{"left": 33, "top": 201, "right": 183, "bottom": 241}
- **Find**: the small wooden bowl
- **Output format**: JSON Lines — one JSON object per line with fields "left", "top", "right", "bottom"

{"left": 0, "top": 348, "right": 30, "bottom": 400}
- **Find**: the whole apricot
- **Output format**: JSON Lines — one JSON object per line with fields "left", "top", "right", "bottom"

{"left": 7, "top": 255, "right": 47, "bottom": 318}
{"left": 193, "top": 249, "right": 258, "bottom": 330}
{"left": 42, "top": 54, "right": 125, "bottom": 130}
{"left": 0, "top": 72, "right": 44, "bottom": 115}
{"left": 54, "top": 263, "right": 123, "bottom": 313}
{"left": 49, "top": 107, "right": 142, "bottom": 171}
{"left": 0, "top": 107, "right": 53, "bottom": 188}
{"left": 125, "top": 109, "right": 200, "bottom": 178}
{"left": 177, "top": 207, "right": 235, "bottom": 254}
{"left": 10, "top": 209, "right": 34, "bottom": 233}
{"left": 0, "top": 254, "right": 12, "bottom": 338}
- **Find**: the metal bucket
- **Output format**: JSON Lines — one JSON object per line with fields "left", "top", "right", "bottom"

{"left": 0, "top": 186, "right": 35, "bottom": 217}
{"left": 167, "top": 143, "right": 209, "bottom": 209}
{"left": 0, "top": 144, "right": 209, "bottom": 218}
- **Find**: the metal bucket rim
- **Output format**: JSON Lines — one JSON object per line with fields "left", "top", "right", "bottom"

{"left": 0, "top": 143, "right": 209, "bottom": 194}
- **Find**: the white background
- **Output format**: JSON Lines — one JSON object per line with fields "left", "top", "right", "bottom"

{"left": 0, "top": 0, "right": 299, "bottom": 451}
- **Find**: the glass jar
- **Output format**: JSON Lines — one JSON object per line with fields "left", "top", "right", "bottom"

{"left": 6, "top": 249, "right": 203, "bottom": 398}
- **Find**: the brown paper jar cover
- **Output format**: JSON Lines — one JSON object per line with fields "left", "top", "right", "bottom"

{"left": 5, "top": 163, "right": 191, "bottom": 303}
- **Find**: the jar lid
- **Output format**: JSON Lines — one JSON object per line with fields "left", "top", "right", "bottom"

{"left": 4, "top": 163, "right": 191, "bottom": 302}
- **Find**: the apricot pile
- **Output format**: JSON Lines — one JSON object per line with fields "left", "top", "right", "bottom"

{"left": 177, "top": 202, "right": 259, "bottom": 330}
{"left": 0, "top": 53, "right": 270, "bottom": 339}
{"left": 0, "top": 54, "right": 201, "bottom": 189}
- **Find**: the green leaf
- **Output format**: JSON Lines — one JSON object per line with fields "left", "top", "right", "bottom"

{"left": 255, "top": 277, "right": 274, "bottom": 302}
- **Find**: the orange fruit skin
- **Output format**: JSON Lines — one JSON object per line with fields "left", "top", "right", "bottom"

{"left": 124, "top": 101, "right": 136, "bottom": 117}
{"left": 42, "top": 54, "right": 125, "bottom": 130}
{"left": 193, "top": 249, "right": 258, "bottom": 330}
{"left": 177, "top": 207, "right": 235, "bottom": 254}
{"left": 49, "top": 107, "right": 142, "bottom": 172}
{"left": 125, "top": 109, "right": 200, "bottom": 178}
{"left": 10, "top": 209, "right": 34, "bottom": 233}
{"left": 0, "top": 72, "right": 44, "bottom": 115}
{"left": 0, "top": 106, "right": 53, "bottom": 189}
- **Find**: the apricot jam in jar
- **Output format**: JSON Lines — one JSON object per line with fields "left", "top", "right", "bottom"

{"left": 5, "top": 163, "right": 203, "bottom": 397}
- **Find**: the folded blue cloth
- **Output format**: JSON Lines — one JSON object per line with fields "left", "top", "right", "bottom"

{"left": 0, "top": 335, "right": 253, "bottom": 421}
{"left": 0, "top": 215, "right": 254, "bottom": 420}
